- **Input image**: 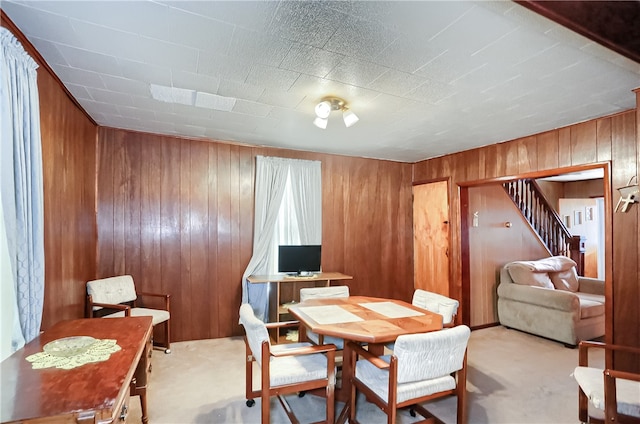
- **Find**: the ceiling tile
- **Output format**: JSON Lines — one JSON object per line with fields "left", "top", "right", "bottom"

{"left": 245, "top": 64, "right": 300, "bottom": 92}
{"left": 367, "top": 69, "right": 428, "bottom": 97}
{"left": 430, "top": 4, "right": 519, "bottom": 55}
{"left": 324, "top": 57, "right": 388, "bottom": 87}
{"left": 279, "top": 43, "right": 344, "bottom": 78}
{"left": 217, "top": 80, "right": 265, "bottom": 102}
{"left": 257, "top": 89, "right": 306, "bottom": 109}
{"left": 168, "top": 7, "right": 234, "bottom": 52}
{"left": 232, "top": 100, "right": 273, "bottom": 118}
{"left": 162, "top": 0, "right": 278, "bottom": 33}
{"left": 323, "top": 14, "right": 400, "bottom": 63}
{"left": 171, "top": 70, "right": 220, "bottom": 94}
{"left": 135, "top": 37, "right": 199, "bottom": 73}
{"left": 100, "top": 75, "right": 150, "bottom": 97}
{"left": 375, "top": 34, "right": 446, "bottom": 74}
{"left": 268, "top": 1, "right": 346, "bottom": 48}
{"left": 1, "top": 2, "right": 78, "bottom": 45}
{"left": 51, "top": 65, "right": 107, "bottom": 89}
{"left": 68, "top": 20, "right": 146, "bottom": 62}
{"left": 198, "top": 52, "right": 254, "bottom": 83}
{"left": 229, "top": 27, "right": 292, "bottom": 68}
{"left": 118, "top": 58, "right": 172, "bottom": 86}
{"left": 53, "top": 44, "right": 122, "bottom": 76}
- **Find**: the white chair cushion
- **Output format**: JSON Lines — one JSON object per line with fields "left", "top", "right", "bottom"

{"left": 412, "top": 289, "right": 459, "bottom": 325}
{"left": 355, "top": 356, "right": 456, "bottom": 403}
{"left": 299, "top": 286, "right": 349, "bottom": 301}
{"left": 394, "top": 326, "right": 470, "bottom": 383}
{"left": 87, "top": 275, "right": 137, "bottom": 306}
{"left": 239, "top": 304, "right": 270, "bottom": 366}
{"left": 104, "top": 307, "right": 170, "bottom": 325}
{"left": 305, "top": 331, "right": 344, "bottom": 349}
{"left": 574, "top": 366, "right": 640, "bottom": 418}
{"left": 270, "top": 350, "right": 332, "bottom": 386}
{"left": 299, "top": 287, "right": 348, "bottom": 349}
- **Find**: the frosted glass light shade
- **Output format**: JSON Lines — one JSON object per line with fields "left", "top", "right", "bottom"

{"left": 313, "top": 116, "right": 328, "bottom": 129}
{"left": 342, "top": 109, "right": 359, "bottom": 127}
{"left": 314, "top": 101, "right": 332, "bottom": 119}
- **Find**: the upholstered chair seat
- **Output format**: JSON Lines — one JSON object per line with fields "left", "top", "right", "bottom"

{"left": 86, "top": 275, "right": 171, "bottom": 353}
{"left": 573, "top": 341, "right": 640, "bottom": 422}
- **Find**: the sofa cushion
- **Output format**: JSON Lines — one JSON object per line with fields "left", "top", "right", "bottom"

{"left": 535, "top": 256, "right": 576, "bottom": 272}
{"left": 550, "top": 267, "right": 580, "bottom": 292}
{"left": 578, "top": 298, "right": 605, "bottom": 319}
{"left": 505, "top": 262, "right": 554, "bottom": 289}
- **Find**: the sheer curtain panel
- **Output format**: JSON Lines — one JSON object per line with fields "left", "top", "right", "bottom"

{"left": 0, "top": 27, "right": 45, "bottom": 355}
{"left": 241, "top": 156, "right": 321, "bottom": 322}
{"left": 241, "top": 157, "right": 289, "bottom": 322}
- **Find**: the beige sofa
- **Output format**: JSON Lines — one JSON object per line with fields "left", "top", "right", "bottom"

{"left": 497, "top": 256, "right": 605, "bottom": 347}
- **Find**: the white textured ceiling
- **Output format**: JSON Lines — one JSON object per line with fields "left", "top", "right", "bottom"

{"left": 2, "top": 1, "right": 639, "bottom": 163}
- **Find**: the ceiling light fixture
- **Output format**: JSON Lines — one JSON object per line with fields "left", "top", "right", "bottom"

{"left": 313, "top": 97, "right": 359, "bottom": 129}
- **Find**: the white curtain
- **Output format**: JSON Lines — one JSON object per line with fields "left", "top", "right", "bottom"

{"left": 0, "top": 192, "right": 23, "bottom": 361}
{"left": 241, "top": 156, "right": 289, "bottom": 322}
{"left": 0, "top": 27, "right": 45, "bottom": 352}
{"left": 241, "top": 156, "right": 321, "bottom": 322}
{"left": 289, "top": 160, "right": 322, "bottom": 245}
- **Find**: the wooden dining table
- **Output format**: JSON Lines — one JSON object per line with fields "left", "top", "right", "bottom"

{"left": 287, "top": 295, "right": 443, "bottom": 423}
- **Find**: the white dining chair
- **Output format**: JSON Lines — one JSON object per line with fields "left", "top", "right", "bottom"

{"left": 386, "top": 288, "right": 458, "bottom": 351}
{"left": 349, "top": 325, "right": 471, "bottom": 424}
{"left": 299, "top": 285, "right": 350, "bottom": 349}
{"left": 239, "top": 303, "right": 336, "bottom": 424}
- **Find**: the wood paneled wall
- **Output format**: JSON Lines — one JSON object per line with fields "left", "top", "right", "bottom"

{"left": 1, "top": 16, "right": 98, "bottom": 332}
{"left": 97, "top": 128, "right": 414, "bottom": 342}
{"left": 413, "top": 108, "right": 639, "bottom": 370}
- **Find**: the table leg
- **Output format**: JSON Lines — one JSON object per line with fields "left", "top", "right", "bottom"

{"left": 335, "top": 340, "right": 353, "bottom": 424}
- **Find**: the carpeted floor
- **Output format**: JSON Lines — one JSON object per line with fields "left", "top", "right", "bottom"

{"left": 127, "top": 326, "right": 603, "bottom": 423}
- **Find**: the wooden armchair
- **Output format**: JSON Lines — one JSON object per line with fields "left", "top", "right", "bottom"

{"left": 239, "top": 303, "right": 336, "bottom": 424}
{"left": 86, "top": 275, "right": 171, "bottom": 353}
{"left": 574, "top": 341, "right": 640, "bottom": 423}
{"left": 350, "top": 325, "right": 470, "bottom": 424}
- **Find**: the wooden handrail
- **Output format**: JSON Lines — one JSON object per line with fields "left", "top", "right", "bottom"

{"left": 503, "top": 179, "right": 585, "bottom": 274}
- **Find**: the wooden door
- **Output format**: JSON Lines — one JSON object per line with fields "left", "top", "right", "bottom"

{"left": 413, "top": 181, "right": 450, "bottom": 296}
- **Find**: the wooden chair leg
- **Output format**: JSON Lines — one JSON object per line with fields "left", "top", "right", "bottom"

{"left": 261, "top": 343, "right": 270, "bottom": 424}
{"left": 388, "top": 402, "right": 397, "bottom": 424}
{"left": 164, "top": 320, "right": 171, "bottom": 353}
{"left": 245, "top": 341, "right": 255, "bottom": 407}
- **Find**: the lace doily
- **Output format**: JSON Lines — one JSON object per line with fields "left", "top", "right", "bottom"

{"left": 26, "top": 337, "right": 121, "bottom": 370}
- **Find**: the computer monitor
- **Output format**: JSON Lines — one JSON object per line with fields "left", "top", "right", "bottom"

{"left": 278, "top": 245, "right": 321, "bottom": 276}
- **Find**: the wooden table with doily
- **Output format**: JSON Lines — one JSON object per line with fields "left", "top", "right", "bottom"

{"left": 1, "top": 316, "right": 153, "bottom": 424}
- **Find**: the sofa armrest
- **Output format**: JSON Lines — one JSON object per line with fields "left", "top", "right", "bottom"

{"left": 497, "top": 282, "right": 579, "bottom": 312}
{"left": 578, "top": 277, "right": 605, "bottom": 296}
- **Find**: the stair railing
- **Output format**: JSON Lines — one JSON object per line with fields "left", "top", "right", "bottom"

{"left": 503, "top": 179, "right": 585, "bottom": 274}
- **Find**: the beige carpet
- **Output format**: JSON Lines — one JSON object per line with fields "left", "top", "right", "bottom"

{"left": 127, "top": 326, "right": 603, "bottom": 423}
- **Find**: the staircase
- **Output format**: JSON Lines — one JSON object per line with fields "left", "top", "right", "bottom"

{"left": 502, "top": 179, "right": 585, "bottom": 274}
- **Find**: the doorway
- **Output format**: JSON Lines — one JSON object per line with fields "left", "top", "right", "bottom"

{"left": 461, "top": 164, "right": 612, "bottom": 330}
